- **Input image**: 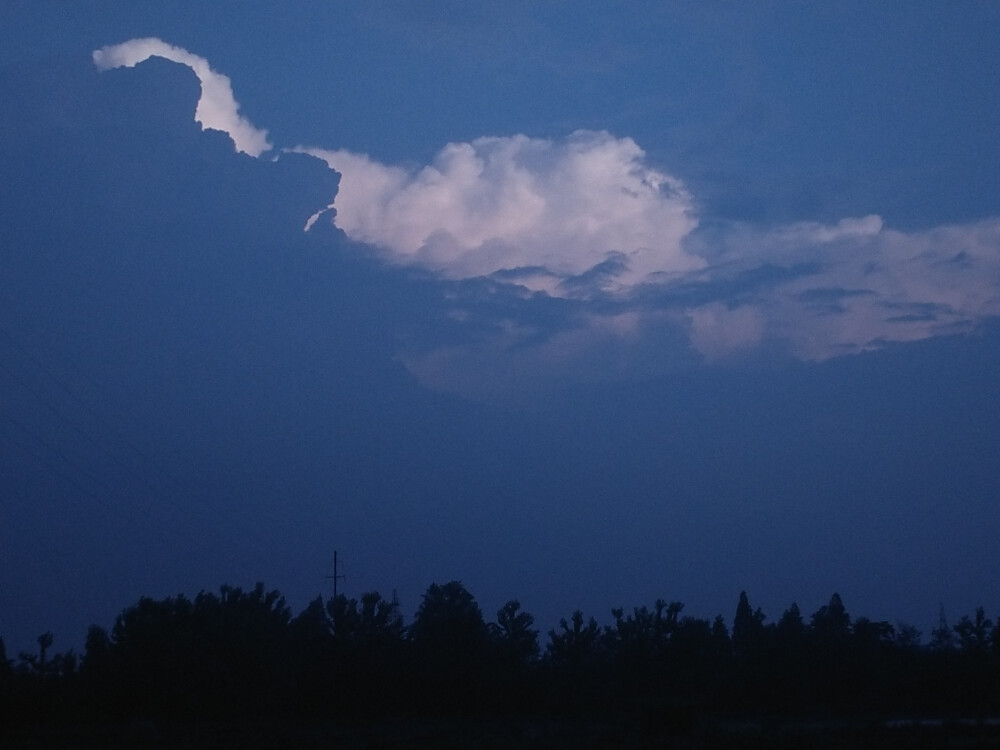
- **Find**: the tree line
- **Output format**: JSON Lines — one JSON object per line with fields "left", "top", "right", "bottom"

{"left": 2, "top": 582, "right": 998, "bottom": 731}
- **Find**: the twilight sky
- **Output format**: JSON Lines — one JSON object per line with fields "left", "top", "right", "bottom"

{"left": 2, "top": 1, "right": 999, "bottom": 655}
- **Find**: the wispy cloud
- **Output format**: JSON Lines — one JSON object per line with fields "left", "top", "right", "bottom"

{"left": 679, "top": 216, "right": 1000, "bottom": 361}
{"left": 93, "top": 38, "right": 271, "bottom": 157}
{"left": 395, "top": 214, "right": 1000, "bottom": 393}
{"left": 95, "top": 39, "right": 1000, "bottom": 394}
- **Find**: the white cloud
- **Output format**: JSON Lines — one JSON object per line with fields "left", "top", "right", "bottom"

{"left": 295, "top": 131, "right": 702, "bottom": 291}
{"left": 93, "top": 38, "right": 271, "bottom": 157}
{"left": 686, "top": 216, "right": 1000, "bottom": 361}
{"left": 93, "top": 38, "right": 1000, "bottom": 394}
{"left": 400, "top": 214, "right": 1000, "bottom": 395}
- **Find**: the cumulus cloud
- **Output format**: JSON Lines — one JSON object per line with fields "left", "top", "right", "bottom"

{"left": 94, "top": 38, "right": 1000, "bottom": 394}
{"left": 93, "top": 38, "right": 271, "bottom": 157}
{"left": 295, "top": 131, "right": 702, "bottom": 291}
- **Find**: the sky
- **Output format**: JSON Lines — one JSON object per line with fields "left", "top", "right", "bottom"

{"left": 2, "top": 1, "right": 1000, "bottom": 656}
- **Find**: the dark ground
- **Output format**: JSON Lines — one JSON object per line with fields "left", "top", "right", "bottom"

{"left": 4, "top": 717, "right": 1000, "bottom": 750}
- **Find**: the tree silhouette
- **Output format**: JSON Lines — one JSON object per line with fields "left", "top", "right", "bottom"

{"left": 810, "top": 592, "right": 850, "bottom": 644}
{"left": 547, "top": 610, "right": 603, "bottom": 670}
{"left": 80, "top": 624, "right": 114, "bottom": 710}
{"left": 545, "top": 610, "right": 607, "bottom": 713}
{"left": 85, "top": 583, "right": 293, "bottom": 719}
{"left": 358, "top": 590, "right": 405, "bottom": 642}
{"left": 930, "top": 605, "right": 957, "bottom": 650}
{"left": 893, "top": 621, "right": 922, "bottom": 649}
{"left": 327, "top": 590, "right": 404, "bottom": 653}
{"left": 0, "top": 636, "right": 9, "bottom": 680}
{"left": 286, "top": 596, "right": 334, "bottom": 714}
{"left": 408, "top": 581, "right": 490, "bottom": 711}
{"left": 776, "top": 602, "right": 805, "bottom": 639}
{"left": 409, "top": 581, "right": 487, "bottom": 655}
{"left": 4, "top": 580, "right": 1000, "bottom": 733}
{"left": 323, "top": 591, "right": 405, "bottom": 715}
{"left": 852, "top": 617, "right": 895, "bottom": 649}
{"left": 490, "top": 599, "right": 539, "bottom": 664}
{"left": 672, "top": 614, "right": 729, "bottom": 709}
{"left": 36, "top": 632, "right": 53, "bottom": 668}
{"left": 954, "top": 607, "right": 993, "bottom": 654}
{"left": 0, "top": 636, "right": 9, "bottom": 720}
{"left": 607, "top": 600, "right": 684, "bottom": 702}
{"left": 731, "top": 591, "right": 765, "bottom": 659}
{"left": 488, "top": 600, "right": 540, "bottom": 713}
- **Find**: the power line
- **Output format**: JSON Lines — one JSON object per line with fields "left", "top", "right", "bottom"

{"left": 0, "top": 411, "right": 197, "bottom": 551}
{"left": 0, "top": 321, "right": 179, "bottom": 495}
{"left": 0, "top": 364, "right": 272, "bottom": 586}
{"left": 0, "top": 313, "right": 299, "bottom": 580}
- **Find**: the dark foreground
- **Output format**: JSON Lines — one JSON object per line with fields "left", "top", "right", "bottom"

{"left": 4, "top": 584, "right": 998, "bottom": 747}
{"left": 4, "top": 718, "right": 1000, "bottom": 750}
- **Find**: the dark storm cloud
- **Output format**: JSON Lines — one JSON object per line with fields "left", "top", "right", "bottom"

{"left": 0, "top": 55, "right": 456, "bottom": 652}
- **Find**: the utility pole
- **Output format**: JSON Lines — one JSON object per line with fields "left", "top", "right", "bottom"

{"left": 326, "top": 551, "right": 345, "bottom": 598}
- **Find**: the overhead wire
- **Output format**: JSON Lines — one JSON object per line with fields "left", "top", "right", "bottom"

{"left": 0, "top": 305, "right": 297, "bottom": 588}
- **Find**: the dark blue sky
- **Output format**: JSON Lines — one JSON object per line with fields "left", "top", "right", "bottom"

{"left": 2, "top": 2, "right": 999, "bottom": 655}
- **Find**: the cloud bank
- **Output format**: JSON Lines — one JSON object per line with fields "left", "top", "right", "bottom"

{"left": 93, "top": 38, "right": 271, "bottom": 157}
{"left": 94, "top": 39, "right": 1000, "bottom": 393}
